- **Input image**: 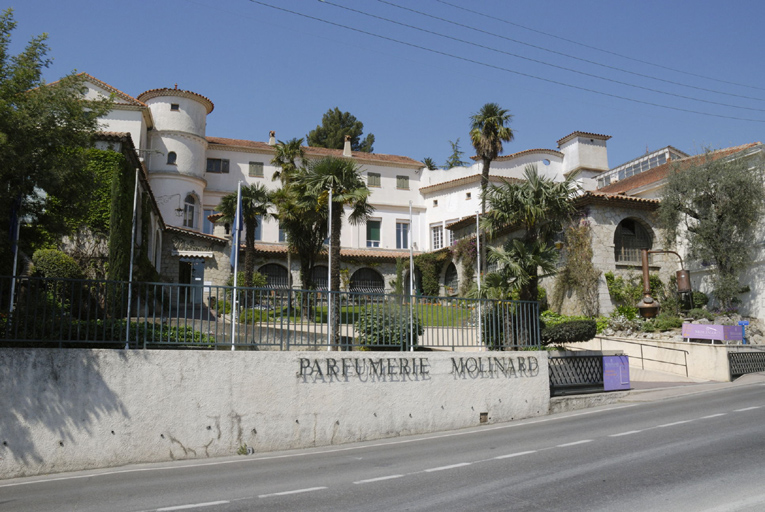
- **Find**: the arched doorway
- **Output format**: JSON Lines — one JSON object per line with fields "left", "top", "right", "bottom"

{"left": 350, "top": 268, "right": 385, "bottom": 293}
{"left": 444, "top": 262, "right": 458, "bottom": 295}
{"left": 258, "top": 263, "right": 290, "bottom": 289}
{"left": 614, "top": 218, "right": 653, "bottom": 264}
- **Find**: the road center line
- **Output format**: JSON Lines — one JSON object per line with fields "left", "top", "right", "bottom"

{"left": 657, "top": 420, "right": 692, "bottom": 428}
{"left": 735, "top": 406, "right": 761, "bottom": 412}
{"left": 701, "top": 413, "right": 727, "bottom": 419}
{"left": 156, "top": 501, "right": 229, "bottom": 511}
{"left": 354, "top": 475, "right": 404, "bottom": 484}
{"left": 258, "top": 487, "right": 327, "bottom": 498}
{"left": 556, "top": 440, "right": 592, "bottom": 447}
{"left": 495, "top": 450, "right": 536, "bottom": 460}
{"left": 609, "top": 430, "right": 642, "bottom": 437}
{"left": 425, "top": 462, "right": 472, "bottom": 472}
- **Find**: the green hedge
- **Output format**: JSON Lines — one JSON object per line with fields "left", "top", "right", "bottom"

{"left": 541, "top": 319, "right": 597, "bottom": 345}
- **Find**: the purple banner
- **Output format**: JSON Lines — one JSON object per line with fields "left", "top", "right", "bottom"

{"left": 681, "top": 323, "right": 743, "bottom": 342}
{"left": 603, "top": 355, "right": 630, "bottom": 391}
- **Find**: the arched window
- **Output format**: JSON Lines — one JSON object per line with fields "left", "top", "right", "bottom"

{"left": 350, "top": 268, "right": 385, "bottom": 293}
{"left": 258, "top": 263, "right": 289, "bottom": 289}
{"left": 444, "top": 263, "right": 458, "bottom": 295}
{"left": 167, "top": 151, "right": 177, "bottom": 165}
{"left": 614, "top": 218, "right": 652, "bottom": 263}
{"left": 183, "top": 194, "right": 195, "bottom": 228}
{"left": 309, "top": 265, "right": 328, "bottom": 290}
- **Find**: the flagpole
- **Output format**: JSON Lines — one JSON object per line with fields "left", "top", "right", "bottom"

{"left": 125, "top": 167, "right": 140, "bottom": 350}
{"left": 409, "top": 200, "right": 414, "bottom": 352}
{"left": 476, "top": 210, "right": 482, "bottom": 350}
{"left": 230, "top": 181, "right": 242, "bottom": 351}
{"left": 327, "top": 188, "right": 333, "bottom": 352}
{"left": 9, "top": 213, "right": 21, "bottom": 315}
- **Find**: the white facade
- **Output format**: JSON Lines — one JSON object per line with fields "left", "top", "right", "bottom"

{"left": 84, "top": 75, "right": 625, "bottom": 291}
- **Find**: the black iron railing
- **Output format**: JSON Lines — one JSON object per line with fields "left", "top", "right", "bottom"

{"left": 0, "top": 276, "right": 541, "bottom": 351}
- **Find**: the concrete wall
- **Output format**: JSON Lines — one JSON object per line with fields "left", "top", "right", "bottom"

{"left": 568, "top": 337, "right": 732, "bottom": 381}
{"left": 0, "top": 349, "right": 549, "bottom": 479}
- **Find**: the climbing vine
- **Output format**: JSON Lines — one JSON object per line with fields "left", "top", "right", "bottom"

{"left": 551, "top": 219, "right": 601, "bottom": 316}
{"left": 414, "top": 252, "right": 447, "bottom": 297}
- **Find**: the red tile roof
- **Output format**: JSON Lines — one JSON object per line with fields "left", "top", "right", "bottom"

{"left": 574, "top": 191, "right": 660, "bottom": 210}
{"left": 249, "top": 243, "right": 420, "bottom": 261}
{"left": 137, "top": 87, "right": 215, "bottom": 114}
{"left": 419, "top": 174, "right": 521, "bottom": 193}
{"left": 470, "top": 148, "right": 564, "bottom": 162}
{"left": 166, "top": 226, "right": 228, "bottom": 244}
{"left": 77, "top": 72, "right": 147, "bottom": 107}
{"left": 557, "top": 131, "right": 612, "bottom": 146}
{"left": 206, "top": 137, "right": 423, "bottom": 168}
{"left": 598, "top": 143, "right": 762, "bottom": 194}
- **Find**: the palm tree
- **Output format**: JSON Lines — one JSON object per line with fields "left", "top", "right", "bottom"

{"left": 218, "top": 183, "right": 273, "bottom": 288}
{"left": 298, "top": 156, "right": 373, "bottom": 347}
{"left": 469, "top": 103, "right": 514, "bottom": 215}
{"left": 299, "top": 156, "right": 373, "bottom": 293}
{"left": 422, "top": 157, "right": 438, "bottom": 170}
{"left": 482, "top": 165, "right": 579, "bottom": 302}
{"left": 271, "top": 137, "right": 305, "bottom": 185}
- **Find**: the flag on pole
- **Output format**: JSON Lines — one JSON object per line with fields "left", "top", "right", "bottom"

{"left": 230, "top": 183, "right": 243, "bottom": 270}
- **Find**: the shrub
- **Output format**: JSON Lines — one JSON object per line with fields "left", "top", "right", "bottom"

{"left": 692, "top": 291, "right": 709, "bottom": 308}
{"left": 226, "top": 271, "right": 267, "bottom": 288}
{"left": 688, "top": 308, "right": 714, "bottom": 321}
{"left": 31, "top": 249, "right": 84, "bottom": 279}
{"left": 355, "top": 302, "right": 423, "bottom": 349}
{"left": 541, "top": 319, "right": 597, "bottom": 345}
{"left": 653, "top": 313, "right": 683, "bottom": 331}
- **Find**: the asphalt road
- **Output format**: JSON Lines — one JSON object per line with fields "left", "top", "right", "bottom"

{"left": 2, "top": 378, "right": 765, "bottom": 512}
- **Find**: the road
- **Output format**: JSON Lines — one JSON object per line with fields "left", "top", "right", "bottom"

{"left": 2, "top": 377, "right": 765, "bottom": 512}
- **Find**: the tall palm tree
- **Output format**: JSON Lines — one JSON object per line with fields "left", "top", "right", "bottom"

{"left": 218, "top": 183, "right": 273, "bottom": 288}
{"left": 482, "top": 165, "right": 579, "bottom": 302}
{"left": 469, "top": 103, "right": 514, "bottom": 216}
{"left": 299, "top": 156, "right": 373, "bottom": 294}
{"left": 298, "top": 157, "right": 373, "bottom": 347}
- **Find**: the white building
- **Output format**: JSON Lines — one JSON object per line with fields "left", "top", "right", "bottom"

{"left": 81, "top": 73, "right": 765, "bottom": 319}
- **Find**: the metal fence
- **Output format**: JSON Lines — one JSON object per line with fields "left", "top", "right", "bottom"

{"left": 0, "top": 276, "right": 541, "bottom": 351}
{"left": 729, "top": 350, "right": 765, "bottom": 379}
{"left": 549, "top": 354, "right": 604, "bottom": 396}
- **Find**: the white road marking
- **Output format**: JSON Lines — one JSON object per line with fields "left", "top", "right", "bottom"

{"left": 494, "top": 450, "right": 536, "bottom": 460}
{"left": 0, "top": 404, "right": 641, "bottom": 489}
{"left": 425, "top": 462, "right": 472, "bottom": 472}
{"left": 657, "top": 420, "right": 692, "bottom": 428}
{"left": 156, "top": 501, "right": 229, "bottom": 511}
{"left": 609, "top": 430, "right": 642, "bottom": 437}
{"left": 258, "top": 486, "right": 327, "bottom": 498}
{"left": 556, "top": 440, "right": 592, "bottom": 447}
{"left": 701, "top": 413, "right": 727, "bottom": 419}
{"left": 735, "top": 406, "right": 761, "bottom": 412}
{"left": 354, "top": 475, "right": 404, "bottom": 484}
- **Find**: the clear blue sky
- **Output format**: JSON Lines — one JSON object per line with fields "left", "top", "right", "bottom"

{"left": 8, "top": 0, "right": 765, "bottom": 168}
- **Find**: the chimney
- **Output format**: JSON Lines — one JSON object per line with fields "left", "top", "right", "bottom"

{"left": 268, "top": 130, "right": 276, "bottom": 146}
{"left": 343, "top": 135, "right": 352, "bottom": 157}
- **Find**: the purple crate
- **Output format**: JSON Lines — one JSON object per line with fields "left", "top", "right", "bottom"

{"left": 603, "top": 355, "right": 630, "bottom": 391}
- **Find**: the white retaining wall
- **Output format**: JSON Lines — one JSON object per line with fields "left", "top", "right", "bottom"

{"left": 0, "top": 349, "right": 549, "bottom": 479}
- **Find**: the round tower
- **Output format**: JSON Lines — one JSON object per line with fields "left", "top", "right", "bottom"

{"left": 137, "top": 86, "right": 214, "bottom": 230}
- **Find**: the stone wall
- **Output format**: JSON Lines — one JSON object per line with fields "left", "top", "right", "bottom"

{"left": 0, "top": 349, "right": 550, "bottom": 479}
